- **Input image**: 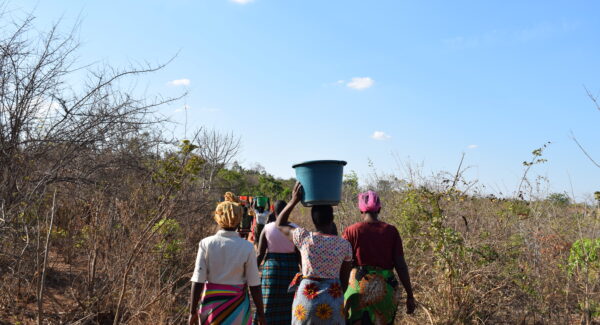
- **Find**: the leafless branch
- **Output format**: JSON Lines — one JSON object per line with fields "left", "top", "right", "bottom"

{"left": 584, "top": 85, "right": 600, "bottom": 112}
{"left": 571, "top": 131, "right": 600, "bottom": 169}
{"left": 37, "top": 190, "right": 56, "bottom": 325}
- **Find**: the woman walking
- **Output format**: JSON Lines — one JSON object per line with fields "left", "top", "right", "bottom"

{"left": 251, "top": 199, "right": 270, "bottom": 243}
{"left": 275, "top": 183, "right": 352, "bottom": 325}
{"left": 343, "top": 190, "right": 415, "bottom": 325}
{"left": 189, "top": 192, "right": 266, "bottom": 325}
{"left": 253, "top": 200, "right": 300, "bottom": 324}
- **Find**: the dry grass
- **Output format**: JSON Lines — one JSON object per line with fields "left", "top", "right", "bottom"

{"left": 3, "top": 166, "right": 600, "bottom": 324}
{"left": 285, "top": 181, "right": 600, "bottom": 325}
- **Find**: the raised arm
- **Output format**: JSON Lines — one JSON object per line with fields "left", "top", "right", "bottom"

{"left": 276, "top": 182, "right": 302, "bottom": 240}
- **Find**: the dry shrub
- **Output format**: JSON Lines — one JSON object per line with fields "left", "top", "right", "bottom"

{"left": 307, "top": 173, "right": 600, "bottom": 325}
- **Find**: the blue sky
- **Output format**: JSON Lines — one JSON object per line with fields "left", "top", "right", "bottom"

{"left": 15, "top": 0, "right": 600, "bottom": 199}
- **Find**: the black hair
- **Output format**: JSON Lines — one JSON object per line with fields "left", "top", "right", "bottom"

{"left": 310, "top": 205, "right": 334, "bottom": 227}
{"left": 331, "top": 222, "right": 338, "bottom": 236}
{"left": 274, "top": 200, "right": 287, "bottom": 217}
{"left": 267, "top": 212, "right": 276, "bottom": 223}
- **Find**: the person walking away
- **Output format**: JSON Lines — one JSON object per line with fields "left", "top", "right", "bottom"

{"left": 188, "top": 192, "right": 266, "bottom": 325}
{"left": 276, "top": 182, "right": 352, "bottom": 325}
{"left": 343, "top": 190, "right": 415, "bottom": 325}
{"left": 253, "top": 200, "right": 300, "bottom": 324}
{"left": 252, "top": 199, "right": 270, "bottom": 244}
{"left": 238, "top": 200, "right": 253, "bottom": 239}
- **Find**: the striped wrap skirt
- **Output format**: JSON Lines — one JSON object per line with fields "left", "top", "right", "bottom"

{"left": 199, "top": 283, "right": 251, "bottom": 325}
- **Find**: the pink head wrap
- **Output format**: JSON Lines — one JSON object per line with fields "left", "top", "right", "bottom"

{"left": 358, "top": 190, "right": 381, "bottom": 213}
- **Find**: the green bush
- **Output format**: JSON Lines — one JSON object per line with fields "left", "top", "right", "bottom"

{"left": 547, "top": 192, "right": 571, "bottom": 206}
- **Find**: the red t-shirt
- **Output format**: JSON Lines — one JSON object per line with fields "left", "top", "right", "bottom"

{"left": 342, "top": 221, "right": 404, "bottom": 270}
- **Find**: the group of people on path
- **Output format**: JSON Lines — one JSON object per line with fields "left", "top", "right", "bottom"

{"left": 189, "top": 183, "right": 415, "bottom": 325}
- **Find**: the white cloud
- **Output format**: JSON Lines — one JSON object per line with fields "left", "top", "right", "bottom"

{"left": 231, "top": 0, "right": 254, "bottom": 4}
{"left": 468, "top": 144, "right": 478, "bottom": 149}
{"left": 347, "top": 77, "right": 374, "bottom": 90}
{"left": 34, "top": 98, "right": 62, "bottom": 118}
{"left": 174, "top": 104, "right": 191, "bottom": 113}
{"left": 167, "top": 78, "right": 191, "bottom": 87}
{"left": 371, "top": 131, "right": 391, "bottom": 141}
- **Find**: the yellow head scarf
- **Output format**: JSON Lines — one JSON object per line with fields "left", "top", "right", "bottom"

{"left": 214, "top": 192, "right": 243, "bottom": 228}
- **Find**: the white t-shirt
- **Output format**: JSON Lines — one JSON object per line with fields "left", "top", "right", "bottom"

{"left": 254, "top": 209, "right": 270, "bottom": 225}
{"left": 191, "top": 230, "right": 260, "bottom": 286}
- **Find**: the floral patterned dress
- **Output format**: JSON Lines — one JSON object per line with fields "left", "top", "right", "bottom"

{"left": 290, "top": 228, "right": 352, "bottom": 325}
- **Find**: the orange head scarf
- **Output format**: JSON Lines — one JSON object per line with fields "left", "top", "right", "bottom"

{"left": 214, "top": 192, "right": 243, "bottom": 228}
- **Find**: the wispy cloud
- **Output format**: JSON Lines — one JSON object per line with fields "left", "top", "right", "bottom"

{"left": 231, "top": 0, "right": 254, "bottom": 4}
{"left": 347, "top": 77, "right": 374, "bottom": 90}
{"left": 517, "top": 21, "right": 579, "bottom": 42}
{"left": 467, "top": 144, "right": 478, "bottom": 149}
{"left": 35, "top": 98, "right": 62, "bottom": 118}
{"left": 371, "top": 131, "right": 391, "bottom": 141}
{"left": 167, "top": 78, "right": 191, "bottom": 87}
{"left": 174, "top": 104, "right": 191, "bottom": 113}
{"left": 443, "top": 21, "right": 579, "bottom": 49}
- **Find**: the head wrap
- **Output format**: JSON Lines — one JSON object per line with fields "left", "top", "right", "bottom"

{"left": 214, "top": 192, "right": 243, "bottom": 228}
{"left": 358, "top": 190, "right": 381, "bottom": 213}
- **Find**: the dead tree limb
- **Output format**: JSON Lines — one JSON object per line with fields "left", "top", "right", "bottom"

{"left": 37, "top": 190, "right": 56, "bottom": 325}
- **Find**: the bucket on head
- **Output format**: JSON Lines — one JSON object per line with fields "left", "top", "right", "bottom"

{"left": 292, "top": 160, "right": 347, "bottom": 206}
{"left": 255, "top": 196, "right": 269, "bottom": 208}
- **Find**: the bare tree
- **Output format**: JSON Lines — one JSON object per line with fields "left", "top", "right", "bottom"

{"left": 0, "top": 12, "right": 180, "bottom": 209}
{"left": 0, "top": 10, "right": 183, "bottom": 323}
{"left": 192, "top": 128, "right": 241, "bottom": 191}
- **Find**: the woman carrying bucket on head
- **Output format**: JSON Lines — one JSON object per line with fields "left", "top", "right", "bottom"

{"left": 342, "top": 190, "right": 415, "bottom": 325}
{"left": 275, "top": 182, "right": 352, "bottom": 324}
{"left": 251, "top": 196, "right": 270, "bottom": 244}
{"left": 188, "top": 192, "right": 266, "bottom": 325}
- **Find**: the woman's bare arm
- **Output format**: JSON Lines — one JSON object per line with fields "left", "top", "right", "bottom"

{"left": 339, "top": 261, "right": 352, "bottom": 292}
{"left": 189, "top": 282, "right": 204, "bottom": 313}
{"left": 394, "top": 254, "right": 416, "bottom": 314}
{"left": 249, "top": 285, "right": 266, "bottom": 324}
{"left": 256, "top": 230, "right": 268, "bottom": 266}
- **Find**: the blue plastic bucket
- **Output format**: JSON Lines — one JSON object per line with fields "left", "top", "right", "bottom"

{"left": 292, "top": 160, "right": 347, "bottom": 206}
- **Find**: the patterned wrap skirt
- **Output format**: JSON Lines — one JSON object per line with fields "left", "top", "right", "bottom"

{"left": 344, "top": 267, "right": 400, "bottom": 325}
{"left": 199, "top": 283, "right": 252, "bottom": 325}
{"left": 291, "top": 277, "right": 345, "bottom": 325}
{"left": 253, "top": 252, "right": 299, "bottom": 325}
